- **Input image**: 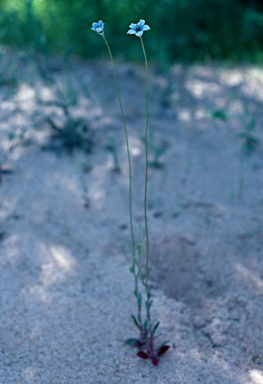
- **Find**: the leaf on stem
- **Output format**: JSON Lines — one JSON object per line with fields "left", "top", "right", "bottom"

{"left": 156, "top": 341, "right": 170, "bottom": 357}
{"left": 136, "top": 243, "right": 142, "bottom": 256}
{"left": 152, "top": 321, "right": 160, "bottom": 335}
{"left": 146, "top": 299, "right": 153, "bottom": 311}
{"left": 125, "top": 338, "right": 143, "bottom": 347}
{"left": 137, "top": 351, "right": 149, "bottom": 360}
{"left": 143, "top": 319, "right": 148, "bottom": 332}
{"left": 131, "top": 314, "right": 141, "bottom": 330}
{"left": 157, "top": 340, "right": 169, "bottom": 349}
{"left": 137, "top": 293, "right": 142, "bottom": 310}
{"left": 138, "top": 224, "right": 145, "bottom": 243}
{"left": 158, "top": 345, "right": 170, "bottom": 356}
{"left": 122, "top": 243, "right": 132, "bottom": 264}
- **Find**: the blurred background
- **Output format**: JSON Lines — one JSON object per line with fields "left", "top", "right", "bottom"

{"left": 0, "top": 0, "right": 263, "bottom": 64}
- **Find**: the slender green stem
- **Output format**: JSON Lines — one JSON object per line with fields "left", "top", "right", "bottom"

{"left": 102, "top": 35, "right": 143, "bottom": 330}
{"left": 102, "top": 35, "right": 135, "bottom": 256}
{"left": 140, "top": 37, "right": 150, "bottom": 286}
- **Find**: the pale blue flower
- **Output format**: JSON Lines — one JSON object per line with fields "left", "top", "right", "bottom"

{"left": 91, "top": 20, "right": 105, "bottom": 35}
{"left": 127, "top": 19, "right": 150, "bottom": 37}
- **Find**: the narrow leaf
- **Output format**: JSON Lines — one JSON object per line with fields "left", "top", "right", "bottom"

{"left": 143, "top": 319, "right": 148, "bottom": 332}
{"left": 146, "top": 299, "right": 153, "bottom": 311}
{"left": 125, "top": 338, "right": 141, "bottom": 347}
{"left": 137, "top": 351, "right": 149, "bottom": 360}
{"left": 152, "top": 321, "right": 160, "bottom": 335}
{"left": 137, "top": 293, "right": 142, "bottom": 308}
{"left": 131, "top": 315, "right": 141, "bottom": 330}
{"left": 158, "top": 345, "right": 170, "bottom": 356}
{"left": 157, "top": 341, "right": 169, "bottom": 350}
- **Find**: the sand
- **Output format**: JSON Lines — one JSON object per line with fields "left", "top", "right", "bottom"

{"left": 0, "top": 56, "right": 263, "bottom": 383}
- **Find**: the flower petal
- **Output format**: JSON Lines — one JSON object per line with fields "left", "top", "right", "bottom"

{"left": 135, "top": 30, "right": 144, "bottom": 37}
{"left": 129, "top": 23, "right": 137, "bottom": 29}
{"left": 138, "top": 19, "right": 145, "bottom": 27}
{"left": 91, "top": 20, "right": 105, "bottom": 34}
{"left": 143, "top": 25, "right": 150, "bottom": 31}
{"left": 127, "top": 29, "right": 136, "bottom": 34}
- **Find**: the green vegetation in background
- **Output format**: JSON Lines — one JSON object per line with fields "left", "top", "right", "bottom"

{"left": 0, "top": 0, "right": 263, "bottom": 63}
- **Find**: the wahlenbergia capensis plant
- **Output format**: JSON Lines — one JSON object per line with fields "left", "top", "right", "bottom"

{"left": 91, "top": 19, "right": 169, "bottom": 366}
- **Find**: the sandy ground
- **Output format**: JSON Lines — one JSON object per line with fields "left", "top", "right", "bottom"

{"left": 0, "top": 55, "right": 263, "bottom": 383}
